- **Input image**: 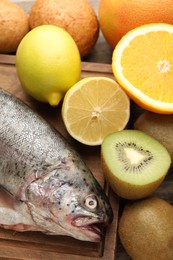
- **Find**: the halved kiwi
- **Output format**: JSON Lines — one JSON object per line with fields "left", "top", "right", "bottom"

{"left": 101, "top": 130, "right": 171, "bottom": 200}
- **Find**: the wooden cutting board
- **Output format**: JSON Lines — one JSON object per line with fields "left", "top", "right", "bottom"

{"left": 0, "top": 54, "right": 119, "bottom": 260}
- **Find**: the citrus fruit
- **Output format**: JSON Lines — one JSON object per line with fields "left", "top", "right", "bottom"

{"left": 112, "top": 23, "right": 173, "bottom": 114}
{"left": 61, "top": 77, "right": 130, "bottom": 146}
{"left": 98, "top": 0, "right": 173, "bottom": 48}
{"left": 16, "top": 25, "right": 81, "bottom": 106}
{"left": 29, "top": 0, "right": 99, "bottom": 58}
{"left": 0, "top": 0, "right": 29, "bottom": 53}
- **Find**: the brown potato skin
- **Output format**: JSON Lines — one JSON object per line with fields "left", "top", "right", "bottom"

{"left": 0, "top": 0, "right": 30, "bottom": 53}
{"left": 29, "top": 0, "right": 99, "bottom": 57}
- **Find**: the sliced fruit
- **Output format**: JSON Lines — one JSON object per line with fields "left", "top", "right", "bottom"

{"left": 112, "top": 23, "right": 173, "bottom": 114}
{"left": 101, "top": 129, "right": 171, "bottom": 200}
{"left": 119, "top": 197, "right": 173, "bottom": 260}
{"left": 61, "top": 77, "right": 130, "bottom": 146}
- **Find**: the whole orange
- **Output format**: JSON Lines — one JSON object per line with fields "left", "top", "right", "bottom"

{"left": 98, "top": 0, "right": 173, "bottom": 48}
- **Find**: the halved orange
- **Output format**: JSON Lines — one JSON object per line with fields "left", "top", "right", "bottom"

{"left": 61, "top": 77, "right": 130, "bottom": 146}
{"left": 112, "top": 23, "right": 173, "bottom": 114}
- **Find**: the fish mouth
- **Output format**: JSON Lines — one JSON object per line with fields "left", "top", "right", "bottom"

{"left": 72, "top": 216, "right": 108, "bottom": 242}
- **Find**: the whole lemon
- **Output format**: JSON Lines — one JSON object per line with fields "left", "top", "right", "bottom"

{"left": 16, "top": 25, "right": 81, "bottom": 106}
{"left": 99, "top": 0, "right": 173, "bottom": 48}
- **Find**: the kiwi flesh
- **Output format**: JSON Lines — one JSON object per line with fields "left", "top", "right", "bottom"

{"left": 101, "top": 129, "right": 171, "bottom": 200}
{"left": 134, "top": 111, "right": 173, "bottom": 161}
{"left": 119, "top": 197, "right": 173, "bottom": 260}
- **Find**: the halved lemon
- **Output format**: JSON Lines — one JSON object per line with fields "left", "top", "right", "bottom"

{"left": 112, "top": 23, "right": 173, "bottom": 114}
{"left": 61, "top": 77, "right": 130, "bottom": 145}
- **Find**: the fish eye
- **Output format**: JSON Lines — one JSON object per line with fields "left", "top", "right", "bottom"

{"left": 85, "top": 195, "right": 98, "bottom": 210}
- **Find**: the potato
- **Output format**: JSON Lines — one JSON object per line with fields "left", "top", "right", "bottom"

{"left": 29, "top": 0, "right": 99, "bottom": 58}
{"left": 0, "top": 0, "right": 30, "bottom": 53}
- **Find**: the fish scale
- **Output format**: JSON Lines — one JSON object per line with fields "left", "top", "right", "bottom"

{"left": 0, "top": 88, "right": 113, "bottom": 242}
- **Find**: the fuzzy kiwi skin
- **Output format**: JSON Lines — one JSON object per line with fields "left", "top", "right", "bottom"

{"left": 101, "top": 152, "right": 167, "bottom": 200}
{"left": 119, "top": 197, "right": 173, "bottom": 260}
{"left": 134, "top": 111, "right": 173, "bottom": 161}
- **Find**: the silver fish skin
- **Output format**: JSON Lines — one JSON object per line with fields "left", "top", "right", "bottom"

{"left": 0, "top": 88, "right": 113, "bottom": 242}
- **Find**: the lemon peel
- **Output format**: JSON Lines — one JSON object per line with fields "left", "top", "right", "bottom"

{"left": 16, "top": 25, "right": 81, "bottom": 106}
{"left": 47, "top": 92, "right": 64, "bottom": 106}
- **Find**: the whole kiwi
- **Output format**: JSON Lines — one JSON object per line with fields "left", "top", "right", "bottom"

{"left": 134, "top": 111, "right": 173, "bottom": 161}
{"left": 119, "top": 197, "right": 173, "bottom": 260}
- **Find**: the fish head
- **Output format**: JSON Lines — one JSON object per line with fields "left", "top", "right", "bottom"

{"left": 48, "top": 174, "right": 113, "bottom": 242}
{"left": 27, "top": 160, "right": 113, "bottom": 242}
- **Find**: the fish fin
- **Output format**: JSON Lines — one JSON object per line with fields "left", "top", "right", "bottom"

{"left": 0, "top": 186, "right": 42, "bottom": 232}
